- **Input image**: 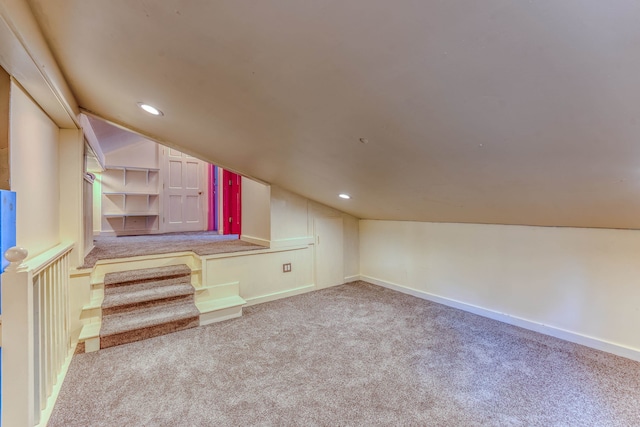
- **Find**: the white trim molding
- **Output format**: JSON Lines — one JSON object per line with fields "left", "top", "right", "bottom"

{"left": 240, "top": 235, "right": 270, "bottom": 247}
{"left": 270, "top": 237, "right": 314, "bottom": 249}
{"left": 360, "top": 275, "right": 640, "bottom": 363}
{"left": 245, "top": 284, "right": 315, "bottom": 307}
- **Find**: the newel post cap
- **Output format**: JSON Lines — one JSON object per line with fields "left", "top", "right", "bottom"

{"left": 5, "top": 246, "right": 28, "bottom": 272}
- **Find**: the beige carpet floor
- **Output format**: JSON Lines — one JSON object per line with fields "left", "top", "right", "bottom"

{"left": 49, "top": 281, "right": 640, "bottom": 426}
{"left": 82, "top": 232, "right": 263, "bottom": 268}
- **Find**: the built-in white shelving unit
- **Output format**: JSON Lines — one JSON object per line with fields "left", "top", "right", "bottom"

{"left": 101, "top": 165, "right": 160, "bottom": 235}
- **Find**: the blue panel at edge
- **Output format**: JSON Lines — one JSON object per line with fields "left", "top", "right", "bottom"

{"left": 0, "top": 190, "right": 17, "bottom": 315}
{"left": 1, "top": 191, "right": 16, "bottom": 423}
{"left": 0, "top": 191, "right": 15, "bottom": 427}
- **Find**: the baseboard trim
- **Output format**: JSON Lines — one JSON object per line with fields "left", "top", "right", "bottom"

{"left": 84, "top": 244, "right": 95, "bottom": 258}
{"left": 344, "top": 275, "right": 361, "bottom": 283}
{"left": 245, "top": 284, "right": 315, "bottom": 306}
{"left": 199, "top": 306, "right": 243, "bottom": 326}
{"left": 360, "top": 275, "right": 640, "bottom": 362}
{"left": 240, "top": 235, "right": 270, "bottom": 247}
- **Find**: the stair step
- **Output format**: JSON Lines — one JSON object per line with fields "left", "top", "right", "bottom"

{"left": 83, "top": 294, "right": 103, "bottom": 311}
{"left": 104, "top": 264, "right": 191, "bottom": 287}
{"left": 79, "top": 322, "right": 102, "bottom": 353}
{"left": 101, "top": 298, "right": 200, "bottom": 336}
{"left": 102, "top": 283, "right": 195, "bottom": 315}
{"left": 195, "top": 281, "right": 239, "bottom": 300}
{"left": 79, "top": 322, "right": 101, "bottom": 341}
{"left": 100, "top": 299, "right": 199, "bottom": 349}
{"left": 105, "top": 275, "right": 191, "bottom": 296}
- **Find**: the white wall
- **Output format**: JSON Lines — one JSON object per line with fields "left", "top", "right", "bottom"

{"left": 241, "top": 177, "right": 270, "bottom": 245}
{"left": 59, "top": 128, "right": 84, "bottom": 266}
{"left": 201, "top": 184, "right": 361, "bottom": 306}
{"left": 204, "top": 186, "right": 359, "bottom": 306}
{"left": 270, "top": 186, "right": 309, "bottom": 244}
{"left": 105, "top": 138, "right": 159, "bottom": 168}
{"left": 308, "top": 199, "right": 359, "bottom": 279}
{"left": 9, "top": 82, "right": 60, "bottom": 258}
{"left": 205, "top": 248, "right": 314, "bottom": 304}
{"left": 360, "top": 220, "right": 640, "bottom": 360}
{"left": 271, "top": 186, "right": 360, "bottom": 278}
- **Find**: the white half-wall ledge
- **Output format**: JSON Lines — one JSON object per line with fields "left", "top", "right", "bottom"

{"left": 240, "top": 235, "right": 270, "bottom": 247}
{"left": 360, "top": 274, "right": 640, "bottom": 363}
{"left": 270, "top": 237, "right": 315, "bottom": 248}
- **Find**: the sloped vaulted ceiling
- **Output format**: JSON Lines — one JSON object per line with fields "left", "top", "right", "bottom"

{"left": 27, "top": 0, "right": 640, "bottom": 228}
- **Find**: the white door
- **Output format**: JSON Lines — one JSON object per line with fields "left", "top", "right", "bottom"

{"left": 163, "top": 148, "right": 207, "bottom": 233}
{"left": 315, "top": 217, "right": 344, "bottom": 289}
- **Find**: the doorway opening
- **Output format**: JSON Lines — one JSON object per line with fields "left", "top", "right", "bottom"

{"left": 84, "top": 115, "right": 242, "bottom": 238}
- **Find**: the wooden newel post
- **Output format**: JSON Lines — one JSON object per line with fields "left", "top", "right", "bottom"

{"left": 2, "top": 246, "right": 36, "bottom": 427}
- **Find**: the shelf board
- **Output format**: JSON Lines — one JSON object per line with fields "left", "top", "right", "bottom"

{"left": 105, "top": 166, "right": 160, "bottom": 172}
{"left": 104, "top": 212, "right": 159, "bottom": 217}
{"left": 103, "top": 192, "right": 159, "bottom": 196}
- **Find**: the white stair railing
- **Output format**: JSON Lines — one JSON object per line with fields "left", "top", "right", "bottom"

{"left": 1, "top": 242, "right": 74, "bottom": 427}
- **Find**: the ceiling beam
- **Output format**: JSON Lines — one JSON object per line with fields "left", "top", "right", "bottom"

{"left": 0, "top": 0, "right": 79, "bottom": 129}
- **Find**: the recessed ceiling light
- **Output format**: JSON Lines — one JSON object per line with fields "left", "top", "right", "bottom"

{"left": 138, "top": 103, "right": 164, "bottom": 116}
{"left": 339, "top": 193, "right": 351, "bottom": 199}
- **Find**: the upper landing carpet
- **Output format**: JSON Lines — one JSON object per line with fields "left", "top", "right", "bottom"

{"left": 82, "top": 232, "right": 263, "bottom": 268}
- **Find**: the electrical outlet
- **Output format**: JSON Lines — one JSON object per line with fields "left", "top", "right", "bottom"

{"left": 283, "top": 263, "right": 292, "bottom": 273}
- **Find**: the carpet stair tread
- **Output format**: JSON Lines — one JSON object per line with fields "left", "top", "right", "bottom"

{"left": 105, "top": 275, "right": 192, "bottom": 294}
{"left": 101, "top": 299, "right": 200, "bottom": 337}
{"left": 102, "top": 282, "right": 195, "bottom": 309}
{"left": 104, "top": 264, "right": 191, "bottom": 286}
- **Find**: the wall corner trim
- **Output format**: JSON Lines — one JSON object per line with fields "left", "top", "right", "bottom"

{"left": 240, "top": 235, "right": 270, "bottom": 247}
{"left": 360, "top": 275, "right": 640, "bottom": 363}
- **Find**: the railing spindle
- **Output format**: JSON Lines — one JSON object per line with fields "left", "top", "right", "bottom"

{"left": 2, "top": 243, "right": 74, "bottom": 426}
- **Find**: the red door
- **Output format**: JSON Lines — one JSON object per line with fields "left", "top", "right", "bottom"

{"left": 222, "top": 170, "right": 241, "bottom": 235}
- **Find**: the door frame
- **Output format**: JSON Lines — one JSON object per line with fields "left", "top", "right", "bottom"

{"left": 207, "top": 164, "right": 219, "bottom": 231}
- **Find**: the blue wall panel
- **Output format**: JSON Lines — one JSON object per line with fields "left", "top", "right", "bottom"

{"left": 0, "top": 190, "right": 17, "bottom": 314}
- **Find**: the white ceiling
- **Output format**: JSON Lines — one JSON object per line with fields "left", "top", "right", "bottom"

{"left": 27, "top": 1, "right": 640, "bottom": 228}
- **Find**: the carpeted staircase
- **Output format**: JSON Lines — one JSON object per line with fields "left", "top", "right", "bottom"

{"left": 99, "top": 265, "right": 200, "bottom": 349}
{"left": 79, "top": 259, "right": 246, "bottom": 353}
